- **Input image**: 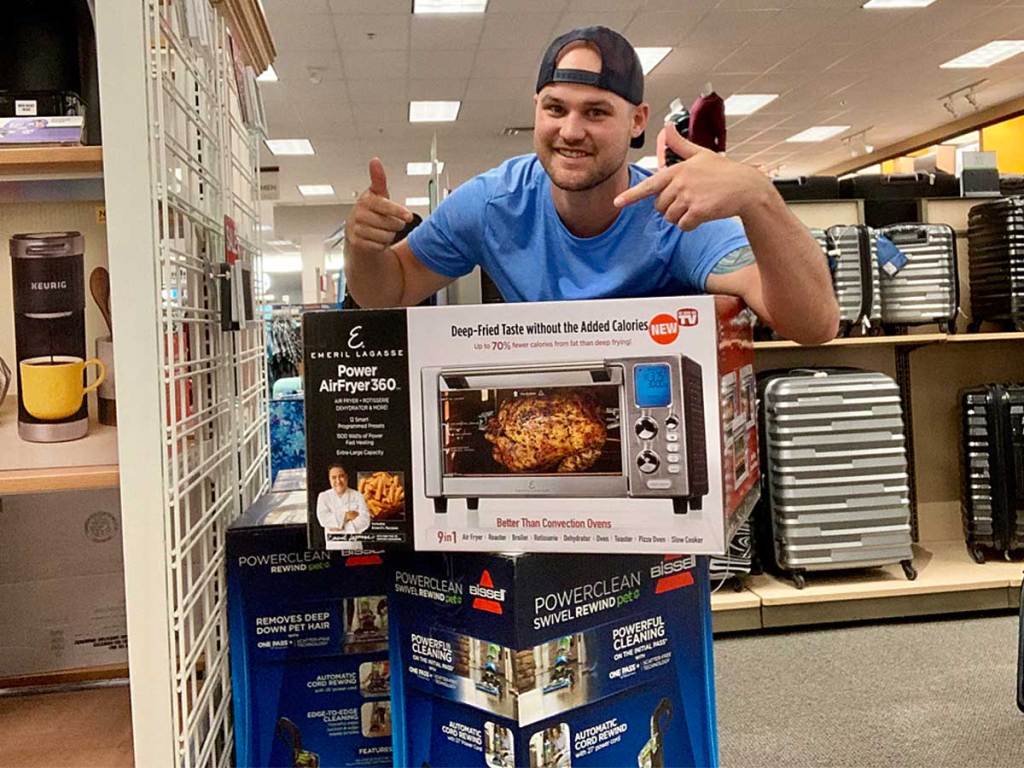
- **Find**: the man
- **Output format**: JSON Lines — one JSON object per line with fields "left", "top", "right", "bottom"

{"left": 345, "top": 26, "right": 838, "bottom": 345}
{"left": 316, "top": 463, "right": 370, "bottom": 535}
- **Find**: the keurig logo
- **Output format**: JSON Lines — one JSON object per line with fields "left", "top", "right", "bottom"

{"left": 651, "top": 555, "right": 695, "bottom": 594}
{"left": 30, "top": 281, "right": 68, "bottom": 291}
{"left": 470, "top": 570, "right": 506, "bottom": 614}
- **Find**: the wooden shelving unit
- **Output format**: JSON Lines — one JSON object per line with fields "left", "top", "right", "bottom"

{"left": 710, "top": 587, "right": 762, "bottom": 633}
{"left": 0, "top": 145, "right": 103, "bottom": 178}
{"left": 755, "top": 331, "right": 1024, "bottom": 351}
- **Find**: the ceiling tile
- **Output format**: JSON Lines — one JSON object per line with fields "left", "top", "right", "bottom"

{"left": 341, "top": 50, "right": 408, "bottom": 81}
{"left": 624, "top": 11, "right": 708, "bottom": 47}
{"left": 465, "top": 77, "right": 535, "bottom": 101}
{"left": 410, "top": 16, "right": 485, "bottom": 50}
{"left": 472, "top": 46, "right": 546, "bottom": 79}
{"left": 274, "top": 51, "right": 345, "bottom": 82}
{"left": 713, "top": 45, "right": 792, "bottom": 75}
{"left": 681, "top": 10, "right": 781, "bottom": 44}
{"left": 555, "top": 11, "right": 635, "bottom": 34}
{"left": 328, "top": 0, "right": 407, "bottom": 11}
{"left": 486, "top": 0, "right": 569, "bottom": 11}
{"left": 406, "top": 78, "right": 470, "bottom": 100}
{"left": 565, "top": 0, "right": 645, "bottom": 10}
{"left": 409, "top": 49, "right": 477, "bottom": 80}
{"left": 346, "top": 78, "right": 408, "bottom": 103}
{"left": 335, "top": 14, "right": 410, "bottom": 51}
{"left": 478, "top": 13, "right": 561, "bottom": 51}
{"left": 269, "top": 13, "right": 338, "bottom": 51}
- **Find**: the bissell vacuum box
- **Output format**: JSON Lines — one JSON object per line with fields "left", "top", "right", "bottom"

{"left": 227, "top": 492, "right": 393, "bottom": 768}
{"left": 388, "top": 552, "right": 719, "bottom": 768}
{"left": 303, "top": 295, "right": 759, "bottom": 554}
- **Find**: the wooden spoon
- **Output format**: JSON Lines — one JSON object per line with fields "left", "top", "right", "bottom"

{"left": 89, "top": 267, "right": 113, "bottom": 337}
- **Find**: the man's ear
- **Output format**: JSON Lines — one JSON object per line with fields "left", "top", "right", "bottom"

{"left": 633, "top": 103, "right": 650, "bottom": 141}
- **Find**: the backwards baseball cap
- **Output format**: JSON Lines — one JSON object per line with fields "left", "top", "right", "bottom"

{"left": 536, "top": 26, "right": 646, "bottom": 149}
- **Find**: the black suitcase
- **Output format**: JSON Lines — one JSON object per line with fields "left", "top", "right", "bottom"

{"left": 840, "top": 173, "right": 959, "bottom": 228}
{"left": 960, "top": 384, "right": 1024, "bottom": 563}
{"left": 772, "top": 175, "right": 840, "bottom": 202}
{"left": 967, "top": 197, "right": 1024, "bottom": 331}
{"left": 1001, "top": 176, "right": 1024, "bottom": 197}
{"left": 1018, "top": 582, "right": 1024, "bottom": 712}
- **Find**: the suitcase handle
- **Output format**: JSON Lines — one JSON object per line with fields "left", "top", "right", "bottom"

{"left": 884, "top": 173, "right": 928, "bottom": 185}
{"left": 773, "top": 176, "right": 808, "bottom": 187}
{"left": 886, "top": 229, "right": 928, "bottom": 245}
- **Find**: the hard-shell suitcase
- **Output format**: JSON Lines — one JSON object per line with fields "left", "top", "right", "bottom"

{"left": 708, "top": 518, "right": 753, "bottom": 590}
{"left": 1001, "top": 176, "right": 1024, "bottom": 198}
{"left": 960, "top": 384, "right": 1024, "bottom": 563}
{"left": 772, "top": 176, "right": 840, "bottom": 202}
{"left": 876, "top": 223, "right": 959, "bottom": 332}
{"left": 756, "top": 369, "right": 917, "bottom": 589}
{"left": 825, "top": 225, "right": 882, "bottom": 334}
{"left": 755, "top": 228, "right": 830, "bottom": 341}
{"left": 840, "top": 173, "right": 959, "bottom": 228}
{"left": 966, "top": 197, "right": 1024, "bottom": 332}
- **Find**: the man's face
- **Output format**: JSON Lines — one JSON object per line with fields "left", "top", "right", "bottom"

{"left": 329, "top": 467, "right": 348, "bottom": 494}
{"left": 533, "top": 43, "right": 647, "bottom": 193}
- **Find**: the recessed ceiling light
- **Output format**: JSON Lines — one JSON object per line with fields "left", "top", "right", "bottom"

{"left": 941, "top": 41, "right": 1024, "bottom": 69}
{"left": 636, "top": 156, "right": 659, "bottom": 171}
{"left": 405, "top": 197, "right": 430, "bottom": 207}
{"left": 257, "top": 66, "right": 278, "bottom": 82}
{"left": 724, "top": 94, "right": 779, "bottom": 116}
{"left": 635, "top": 47, "right": 672, "bottom": 76}
{"left": 265, "top": 139, "right": 315, "bottom": 156}
{"left": 298, "top": 184, "right": 335, "bottom": 196}
{"left": 413, "top": 0, "right": 487, "bottom": 12}
{"left": 862, "top": 0, "right": 937, "bottom": 7}
{"left": 409, "top": 101, "right": 461, "bottom": 122}
{"left": 407, "top": 161, "right": 445, "bottom": 176}
{"left": 785, "top": 125, "right": 851, "bottom": 143}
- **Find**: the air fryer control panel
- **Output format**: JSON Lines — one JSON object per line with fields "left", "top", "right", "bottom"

{"left": 619, "top": 356, "right": 695, "bottom": 498}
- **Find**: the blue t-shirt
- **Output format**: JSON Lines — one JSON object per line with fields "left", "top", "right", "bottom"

{"left": 406, "top": 154, "right": 750, "bottom": 302}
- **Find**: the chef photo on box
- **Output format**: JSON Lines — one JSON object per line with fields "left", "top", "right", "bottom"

{"left": 316, "top": 463, "right": 370, "bottom": 535}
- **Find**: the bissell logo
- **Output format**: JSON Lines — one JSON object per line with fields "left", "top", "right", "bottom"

{"left": 677, "top": 308, "right": 699, "bottom": 327}
{"left": 469, "top": 570, "right": 506, "bottom": 614}
{"left": 652, "top": 555, "right": 695, "bottom": 594}
{"left": 648, "top": 313, "right": 679, "bottom": 345}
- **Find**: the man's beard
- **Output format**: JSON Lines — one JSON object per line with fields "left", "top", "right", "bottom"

{"left": 540, "top": 146, "right": 626, "bottom": 193}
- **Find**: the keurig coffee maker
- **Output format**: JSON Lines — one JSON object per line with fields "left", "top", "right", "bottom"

{"left": 11, "top": 231, "right": 103, "bottom": 442}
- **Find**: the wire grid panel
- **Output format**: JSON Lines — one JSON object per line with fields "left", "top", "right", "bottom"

{"left": 146, "top": 1, "right": 266, "bottom": 765}
{"left": 222, "top": 53, "right": 270, "bottom": 512}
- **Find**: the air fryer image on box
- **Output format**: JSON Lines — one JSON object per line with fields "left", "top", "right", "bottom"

{"left": 342, "top": 595, "right": 387, "bottom": 654}
{"left": 357, "top": 471, "right": 406, "bottom": 521}
{"left": 529, "top": 723, "right": 571, "bottom": 768}
{"left": 360, "top": 701, "right": 391, "bottom": 739}
{"left": 486, "top": 721, "right": 517, "bottom": 768}
{"left": 359, "top": 660, "right": 390, "bottom": 697}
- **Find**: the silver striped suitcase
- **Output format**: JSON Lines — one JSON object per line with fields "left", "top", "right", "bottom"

{"left": 966, "top": 197, "right": 1024, "bottom": 332}
{"left": 825, "top": 225, "right": 882, "bottom": 334}
{"left": 877, "top": 223, "right": 959, "bottom": 332}
{"left": 761, "top": 370, "right": 916, "bottom": 589}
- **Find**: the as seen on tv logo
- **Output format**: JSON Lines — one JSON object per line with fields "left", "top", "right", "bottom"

{"left": 651, "top": 555, "right": 695, "bottom": 594}
{"left": 648, "top": 308, "right": 698, "bottom": 345}
{"left": 470, "top": 570, "right": 506, "bottom": 614}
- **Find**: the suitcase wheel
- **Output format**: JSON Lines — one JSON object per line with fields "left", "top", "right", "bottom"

{"left": 941, "top": 319, "right": 957, "bottom": 335}
{"left": 882, "top": 323, "right": 906, "bottom": 336}
{"left": 732, "top": 578, "right": 744, "bottom": 593}
{"left": 900, "top": 560, "right": 917, "bottom": 581}
{"left": 970, "top": 544, "right": 986, "bottom": 565}
{"left": 967, "top": 319, "right": 982, "bottom": 334}
{"left": 791, "top": 572, "right": 806, "bottom": 590}
{"left": 837, "top": 320, "right": 852, "bottom": 338}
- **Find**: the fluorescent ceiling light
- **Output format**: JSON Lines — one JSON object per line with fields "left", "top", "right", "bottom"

{"left": 261, "top": 254, "right": 302, "bottom": 273}
{"left": 862, "top": 0, "right": 936, "bottom": 7}
{"left": 407, "top": 161, "right": 445, "bottom": 176}
{"left": 405, "top": 197, "right": 430, "bottom": 207}
{"left": 266, "top": 240, "right": 294, "bottom": 247}
{"left": 265, "top": 139, "right": 314, "bottom": 156}
{"left": 409, "top": 100, "right": 461, "bottom": 122}
{"left": 636, "top": 156, "right": 659, "bottom": 171}
{"left": 260, "top": 223, "right": 273, "bottom": 231}
{"left": 413, "top": 0, "right": 487, "bottom": 12}
{"left": 724, "top": 94, "right": 779, "bottom": 116}
{"left": 941, "top": 40, "right": 1024, "bottom": 69}
{"left": 635, "top": 47, "right": 672, "bottom": 76}
{"left": 298, "top": 184, "right": 335, "bottom": 196}
{"left": 257, "top": 66, "right": 278, "bottom": 82}
{"left": 785, "top": 125, "right": 850, "bottom": 142}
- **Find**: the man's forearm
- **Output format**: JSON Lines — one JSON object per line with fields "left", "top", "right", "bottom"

{"left": 345, "top": 244, "right": 404, "bottom": 308}
{"left": 740, "top": 190, "right": 839, "bottom": 344}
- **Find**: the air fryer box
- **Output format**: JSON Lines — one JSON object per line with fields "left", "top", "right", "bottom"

{"left": 303, "top": 296, "right": 759, "bottom": 555}
{"left": 388, "top": 551, "right": 718, "bottom": 768}
{"left": 227, "top": 492, "right": 393, "bottom": 768}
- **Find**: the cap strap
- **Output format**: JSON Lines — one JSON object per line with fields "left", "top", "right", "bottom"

{"left": 550, "top": 68, "right": 602, "bottom": 87}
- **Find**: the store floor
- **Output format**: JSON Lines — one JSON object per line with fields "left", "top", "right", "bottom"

{"left": 0, "top": 683, "right": 133, "bottom": 767}
{"left": 716, "top": 613, "right": 1023, "bottom": 768}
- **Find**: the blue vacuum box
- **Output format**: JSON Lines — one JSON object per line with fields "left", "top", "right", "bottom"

{"left": 388, "top": 552, "right": 718, "bottom": 767}
{"left": 228, "top": 492, "right": 392, "bottom": 767}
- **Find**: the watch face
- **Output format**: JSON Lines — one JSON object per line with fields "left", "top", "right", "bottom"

{"left": 634, "top": 363, "right": 672, "bottom": 408}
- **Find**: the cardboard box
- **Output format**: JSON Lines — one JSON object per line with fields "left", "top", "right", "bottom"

{"left": 0, "top": 489, "right": 127, "bottom": 679}
{"left": 388, "top": 552, "right": 718, "bottom": 767}
{"left": 227, "top": 492, "right": 392, "bottom": 767}
{"left": 303, "top": 296, "right": 759, "bottom": 554}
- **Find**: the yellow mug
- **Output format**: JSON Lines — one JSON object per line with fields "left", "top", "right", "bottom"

{"left": 20, "top": 355, "right": 106, "bottom": 421}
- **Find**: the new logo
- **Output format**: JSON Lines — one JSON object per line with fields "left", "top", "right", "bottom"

{"left": 648, "top": 313, "right": 679, "bottom": 345}
{"left": 651, "top": 555, "right": 695, "bottom": 594}
{"left": 469, "top": 570, "right": 506, "bottom": 614}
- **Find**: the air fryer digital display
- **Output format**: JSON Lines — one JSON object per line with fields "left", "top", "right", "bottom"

{"left": 633, "top": 364, "right": 672, "bottom": 408}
